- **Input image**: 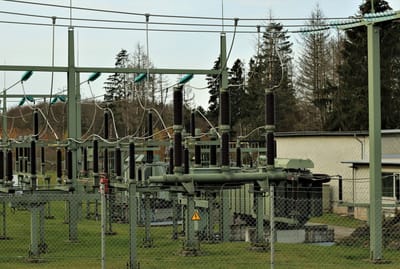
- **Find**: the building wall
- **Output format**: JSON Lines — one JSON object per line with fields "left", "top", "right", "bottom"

{"left": 275, "top": 132, "right": 400, "bottom": 219}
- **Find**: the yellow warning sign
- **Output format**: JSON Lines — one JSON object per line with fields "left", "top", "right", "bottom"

{"left": 191, "top": 211, "right": 201, "bottom": 221}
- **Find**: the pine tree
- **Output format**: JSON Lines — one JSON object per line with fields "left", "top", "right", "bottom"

{"left": 331, "top": 0, "right": 400, "bottom": 131}
{"left": 245, "top": 22, "right": 298, "bottom": 133}
{"left": 228, "top": 58, "right": 246, "bottom": 137}
{"left": 206, "top": 57, "right": 221, "bottom": 126}
{"left": 297, "top": 6, "right": 336, "bottom": 130}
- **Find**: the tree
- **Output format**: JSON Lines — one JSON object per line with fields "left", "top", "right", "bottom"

{"left": 228, "top": 58, "right": 246, "bottom": 136}
{"left": 296, "top": 5, "right": 336, "bottom": 130}
{"left": 245, "top": 22, "right": 299, "bottom": 133}
{"left": 206, "top": 57, "right": 221, "bottom": 126}
{"left": 330, "top": 0, "right": 400, "bottom": 131}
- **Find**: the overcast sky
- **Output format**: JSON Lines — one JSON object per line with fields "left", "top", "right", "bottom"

{"left": 1, "top": 0, "right": 400, "bottom": 109}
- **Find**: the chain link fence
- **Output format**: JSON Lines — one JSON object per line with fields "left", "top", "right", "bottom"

{"left": 1, "top": 181, "right": 400, "bottom": 268}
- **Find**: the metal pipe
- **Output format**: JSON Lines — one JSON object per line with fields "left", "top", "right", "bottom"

{"left": 149, "top": 169, "right": 285, "bottom": 184}
{"left": 129, "top": 141, "right": 135, "bottom": 180}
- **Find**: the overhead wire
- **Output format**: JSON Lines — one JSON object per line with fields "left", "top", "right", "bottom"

{"left": 1, "top": 0, "right": 356, "bottom": 22}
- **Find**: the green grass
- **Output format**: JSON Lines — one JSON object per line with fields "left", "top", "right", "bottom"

{"left": 309, "top": 213, "right": 366, "bottom": 228}
{"left": 0, "top": 204, "right": 399, "bottom": 269}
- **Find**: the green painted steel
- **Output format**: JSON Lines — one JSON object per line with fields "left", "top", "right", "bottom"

{"left": 367, "top": 23, "right": 382, "bottom": 261}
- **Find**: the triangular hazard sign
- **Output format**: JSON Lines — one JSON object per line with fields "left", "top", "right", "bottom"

{"left": 191, "top": 211, "right": 201, "bottom": 221}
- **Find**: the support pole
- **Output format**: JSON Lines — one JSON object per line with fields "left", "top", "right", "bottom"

{"left": 128, "top": 181, "right": 137, "bottom": 268}
{"left": 29, "top": 206, "right": 40, "bottom": 260}
{"left": 67, "top": 26, "right": 79, "bottom": 242}
{"left": 367, "top": 23, "right": 382, "bottom": 262}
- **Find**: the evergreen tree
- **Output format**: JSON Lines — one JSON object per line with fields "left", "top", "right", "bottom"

{"left": 297, "top": 6, "right": 336, "bottom": 130}
{"left": 331, "top": 0, "right": 400, "bottom": 131}
{"left": 245, "top": 22, "right": 298, "bottom": 133}
{"left": 228, "top": 58, "right": 246, "bottom": 137}
{"left": 206, "top": 57, "right": 221, "bottom": 126}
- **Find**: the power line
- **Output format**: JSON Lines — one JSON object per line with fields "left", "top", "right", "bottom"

{"left": 2, "top": 0, "right": 358, "bottom": 22}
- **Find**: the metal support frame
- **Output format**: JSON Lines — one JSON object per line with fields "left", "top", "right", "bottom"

{"left": 129, "top": 182, "right": 137, "bottom": 269}
{"left": 367, "top": 23, "right": 382, "bottom": 262}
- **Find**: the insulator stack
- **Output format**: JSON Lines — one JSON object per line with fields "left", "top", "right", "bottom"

{"left": 93, "top": 140, "right": 99, "bottom": 174}
{"left": 56, "top": 148, "right": 62, "bottom": 179}
{"left": 67, "top": 150, "right": 72, "bottom": 180}
{"left": 173, "top": 86, "right": 183, "bottom": 173}
{"left": 168, "top": 147, "right": 174, "bottom": 174}
{"left": 184, "top": 148, "right": 189, "bottom": 174}
{"left": 265, "top": 91, "right": 275, "bottom": 166}
{"left": 33, "top": 109, "right": 39, "bottom": 140}
{"left": 30, "top": 140, "right": 36, "bottom": 175}
{"left": 6, "top": 150, "right": 13, "bottom": 183}
{"left": 173, "top": 87, "right": 183, "bottom": 126}
{"left": 115, "top": 147, "right": 122, "bottom": 178}
{"left": 146, "top": 111, "right": 153, "bottom": 164}
{"left": 129, "top": 142, "right": 135, "bottom": 180}
{"left": 174, "top": 133, "right": 182, "bottom": 169}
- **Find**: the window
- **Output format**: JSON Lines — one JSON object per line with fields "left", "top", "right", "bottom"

{"left": 382, "top": 173, "right": 400, "bottom": 200}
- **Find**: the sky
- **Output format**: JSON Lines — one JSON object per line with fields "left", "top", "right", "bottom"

{"left": 1, "top": 0, "right": 400, "bottom": 109}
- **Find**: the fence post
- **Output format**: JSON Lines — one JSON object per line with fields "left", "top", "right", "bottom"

{"left": 270, "top": 185, "right": 275, "bottom": 269}
{"left": 100, "top": 180, "right": 106, "bottom": 269}
{"left": 129, "top": 182, "right": 137, "bottom": 269}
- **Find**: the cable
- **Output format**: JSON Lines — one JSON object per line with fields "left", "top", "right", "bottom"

{"left": 2, "top": 0, "right": 357, "bottom": 22}
{"left": 0, "top": 10, "right": 342, "bottom": 30}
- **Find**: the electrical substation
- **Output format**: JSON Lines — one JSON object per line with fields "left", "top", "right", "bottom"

{"left": 0, "top": 25, "right": 331, "bottom": 267}
{"left": 1, "top": 3, "right": 398, "bottom": 268}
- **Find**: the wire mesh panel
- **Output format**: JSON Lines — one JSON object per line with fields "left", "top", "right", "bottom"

{"left": 2, "top": 184, "right": 400, "bottom": 268}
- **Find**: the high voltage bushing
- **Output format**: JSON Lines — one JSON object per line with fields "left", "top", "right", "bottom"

{"left": 210, "top": 136, "right": 217, "bottom": 166}
{"left": 93, "top": 140, "right": 99, "bottom": 174}
{"left": 115, "top": 147, "right": 122, "bottom": 178}
{"left": 93, "top": 139, "right": 99, "bottom": 187}
{"left": 30, "top": 140, "right": 36, "bottom": 175}
{"left": 265, "top": 90, "right": 275, "bottom": 167}
{"left": 220, "top": 91, "right": 230, "bottom": 126}
{"left": 33, "top": 109, "right": 39, "bottom": 141}
{"left": 184, "top": 148, "right": 189, "bottom": 174}
{"left": 41, "top": 147, "right": 45, "bottom": 173}
{"left": 146, "top": 111, "right": 153, "bottom": 164}
{"left": 67, "top": 150, "right": 72, "bottom": 181}
{"left": 174, "top": 133, "right": 182, "bottom": 169}
{"left": 82, "top": 147, "right": 88, "bottom": 175}
{"left": 6, "top": 150, "right": 13, "bottom": 183}
{"left": 173, "top": 85, "right": 184, "bottom": 173}
{"left": 173, "top": 86, "right": 183, "bottom": 126}
{"left": 56, "top": 148, "right": 62, "bottom": 183}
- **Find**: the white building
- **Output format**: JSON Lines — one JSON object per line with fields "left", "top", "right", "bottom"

{"left": 276, "top": 130, "right": 400, "bottom": 220}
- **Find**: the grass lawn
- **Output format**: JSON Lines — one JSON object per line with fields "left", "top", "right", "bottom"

{"left": 0, "top": 201, "right": 399, "bottom": 268}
